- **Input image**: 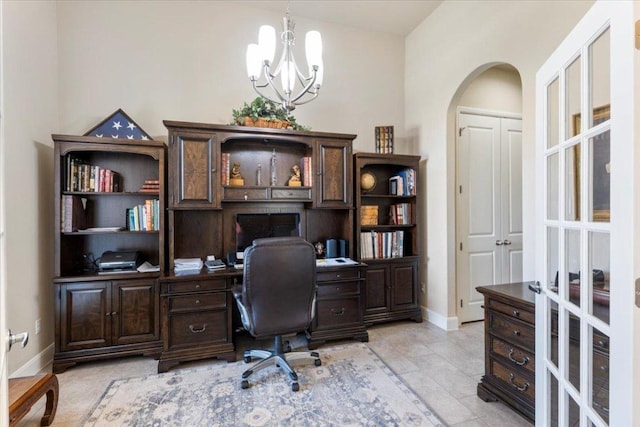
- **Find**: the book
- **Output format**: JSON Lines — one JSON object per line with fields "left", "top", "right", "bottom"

{"left": 61, "top": 195, "right": 87, "bottom": 232}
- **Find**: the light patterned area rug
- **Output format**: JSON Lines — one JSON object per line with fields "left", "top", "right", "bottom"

{"left": 84, "top": 343, "right": 446, "bottom": 426}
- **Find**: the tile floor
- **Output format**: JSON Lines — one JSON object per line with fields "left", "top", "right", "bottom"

{"left": 15, "top": 320, "right": 532, "bottom": 426}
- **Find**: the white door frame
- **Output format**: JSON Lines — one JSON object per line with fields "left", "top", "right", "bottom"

{"left": 0, "top": 0, "right": 8, "bottom": 422}
{"left": 456, "top": 107, "right": 522, "bottom": 323}
{"left": 535, "top": 1, "right": 636, "bottom": 425}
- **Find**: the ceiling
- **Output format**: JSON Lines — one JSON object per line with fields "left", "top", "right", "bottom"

{"left": 236, "top": 1, "right": 444, "bottom": 36}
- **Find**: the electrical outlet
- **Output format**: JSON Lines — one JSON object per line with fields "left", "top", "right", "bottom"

{"left": 35, "top": 318, "right": 41, "bottom": 335}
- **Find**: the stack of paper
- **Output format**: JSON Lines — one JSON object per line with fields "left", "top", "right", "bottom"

{"left": 174, "top": 258, "right": 203, "bottom": 274}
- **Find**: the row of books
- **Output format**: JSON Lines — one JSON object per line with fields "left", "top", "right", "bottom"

{"left": 126, "top": 199, "right": 160, "bottom": 231}
{"left": 389, "top": 168, "right": 416, "bottom": 196}
{"left": 389, "top": 203, "right": 412, "bottom": 225}
{"left": 64, "top": 155, "right": 122, "bottom": 192}
{"left": 302, "top": 156, "right": 313, "bottom": 187}
{"left": 360, "top": 230, "right": 405, "bottom": 259}
{"left": 139, "top": 179, "right": 160, "bottom": 193}
{"left": 375, "top": 126, "right": 394, "bottom": 154}
{"left": 220, "top": 153, "right": 231, "bottom": 186}
{"left": 61, "top": 195, "right": 87, "bottom": 232}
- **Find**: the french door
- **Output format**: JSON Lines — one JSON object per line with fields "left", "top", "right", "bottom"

{"left": 535, "top": 1, "right": 635, "bottom": 426}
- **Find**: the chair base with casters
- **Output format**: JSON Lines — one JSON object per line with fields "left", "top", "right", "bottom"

{"left": 241, "top": 335, "right": 321, "bottom": 391}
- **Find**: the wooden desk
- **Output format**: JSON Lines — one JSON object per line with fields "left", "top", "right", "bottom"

{"left": 158, "top": 263, "right": 368, "bottom": 372}
{"left": 9, "top": 373, "right": 58, "bottom": 426}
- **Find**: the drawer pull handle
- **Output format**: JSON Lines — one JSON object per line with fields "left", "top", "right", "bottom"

{"left": 195, "top": 284, "right": 201, "bottom": 289}
{"left": 509, "top": 373, "right": 530, "bottom": 392}
{"left": 513, "top": 310, "right": 520, "bottom": 317}
{"left": 331, "top": 308, "right": 345, "bottom": 316}
{"left": 597, "top": 340, "right": 607, "bottom": 349}
{"left": 244, "top": 193, "right": 248, "bottom": 200}
{"left": 336, "top": 274, "right": 341, "bottom": 279}
{"left": 513, "top": 330, "right": 521, "bottom": 336}
{"left": 335, "top": 287, "right": 341, "bottom": 292}
{"left": 189, "top": 324, "right": 207, "bottom": 333}
{"left": 508, "top": 348, "right": 529, "bottom": 366}
{"left": 195, "top": 299, "right": 201, "bottom": 304}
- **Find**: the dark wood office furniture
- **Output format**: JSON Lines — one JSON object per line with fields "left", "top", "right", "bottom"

{"left": 9, "top": 373, "right": 58, "bottom": 426}
{"left": 52, "top": 135, "right": 165, "bottom": 373}
{"left": 477, "top": 282, "right": 536, "bottom": 423}
{"left": 308, "top": 264, "right": 369, "bottom": 349}
{"left": 159, "top": 123, "right": 366, "bottom": 371}
{"left": 158, "top": 273, "right": 236, "bottom": 373}
{"left": 353, "top": 153, "right": 422, "bottom": 325}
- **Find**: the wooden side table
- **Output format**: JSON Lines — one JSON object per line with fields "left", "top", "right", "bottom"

{"left": 9, "top": 373, "right": 59, "bottom": 426}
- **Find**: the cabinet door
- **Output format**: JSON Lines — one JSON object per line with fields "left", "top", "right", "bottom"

{"left": 59, "top": 282, "right": 111, "bottom": 352}
{"left": 364, "top": 264, "right": 391, "bottom": 316}
{"left": 112, "top": 279, "right": 160, "bottom": 345}
{"left": 390, "top": 260, "right": 419, "bottom": 310}
{"left": 169, "top": 131, "right": 219, "bottom": 208}
{"left": 314, "top": 139, "right": 352, "bottom": 208}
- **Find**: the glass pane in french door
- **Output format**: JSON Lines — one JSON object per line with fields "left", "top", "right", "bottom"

{"left": 541, "top": 21, "right": 612, "bottom": 427}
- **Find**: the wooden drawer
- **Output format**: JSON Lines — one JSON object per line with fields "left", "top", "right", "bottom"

{"left": 317, "top": 269, "right": 360, "bottom": 282}
{"left": 490, "top": 335, "right": 535, "bottom": 374}
{"left": 486, "top": 298, "right": 535, "bottom": 325}
{"left": 167, "top": 311, "right": 228, "bottom": 348}
{"left": 314, "top": 297, "right": 360, "bottom": 329}
{"left": 490, "top": 358, "right": 535, "bottom": 403}
{"left": 223, "top": 187, "right": 268, "bottom": 201}
{"left": 166, "top": 279, "right": 226, "bottom": 294}
{"left": 317, "top": 281, "right": 359, "bottom": 297}
{"left": 489, "top": 312, "right": 535, "bottom": 351}
{"left": 593, "top": 331, "right": 610, "bottom": 354}
{"left": 168, "top": 293, "right": 226, "bottom": 312}
{"left": 270, "top": 187, "right": 311, "bottom": 200}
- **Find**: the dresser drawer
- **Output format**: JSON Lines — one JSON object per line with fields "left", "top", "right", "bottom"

{"left": 489, "top": 312, "right": 535, "bottom": 351}
{"left": 315, "top": 297, "right": 360, "bottom": 329}
{"left": 166, "top": 279, "right": 227, "bottom": 294}
{"left": 167, "top": 311, "right": 228, "bottom": 348}
{"left": 271, "top": 187, "right": 311, "bottom": 200}
{"left": 317, "top": 269, "right": 360, "bottom": 282}
{"left": 486, "top": 298, "right": 535, "bottom": 325}
{"left": 490, "top": 335, "right": 535, "bottom": 374}
{"left": 490, "top": 358, "right": 535, "bottom": 403}
{"left": 169, "top": 293, "right": 226, "bottom": 312}
{"left": 317, "top": 281, "right": 359, "bottom": 297}
{"left": 223, "top": 187, "right": 268, "bottom": 201}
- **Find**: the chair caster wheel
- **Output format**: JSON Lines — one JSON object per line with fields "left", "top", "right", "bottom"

{"left": 241, "top": 380, "right": 249, "bottom": 389}
{"left": 244, "top": 356, "right": 252, "bottom": 363}
{"left": 292, "top": 382, "right": 300, "bottom": 392}
{"left": 314, "top": 359, "right": 322, "bottom": 367}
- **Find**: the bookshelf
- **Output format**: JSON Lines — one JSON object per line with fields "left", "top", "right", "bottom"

{"left": 52, "top": 135, "right": 166, "bottom": 373}
{"left": 353, "top": 153, "right": 422, "bottom": 325}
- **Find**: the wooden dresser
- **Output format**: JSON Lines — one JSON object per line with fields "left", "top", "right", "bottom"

{"left": 477, "top": 282, "right": 536, "bottom": 423}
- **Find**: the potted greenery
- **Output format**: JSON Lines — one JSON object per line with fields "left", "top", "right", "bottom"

{"left": 232, "top": 97, "right": 308, "bottom": 131}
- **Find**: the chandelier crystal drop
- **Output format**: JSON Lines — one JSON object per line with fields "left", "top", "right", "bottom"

{"left": 246, "top": 12, "right": 323, "bottom": 111}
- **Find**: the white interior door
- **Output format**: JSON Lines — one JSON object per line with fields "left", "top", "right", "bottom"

{"left": 535, "top": 1, "right": 635, "bottom": 425}
{"left": 457, "top": 111, "right": 522, "bottom": 323}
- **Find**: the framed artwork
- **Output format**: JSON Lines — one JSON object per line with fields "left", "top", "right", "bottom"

{"left": 572, "top": 104, "right": 610, "bottom": 222}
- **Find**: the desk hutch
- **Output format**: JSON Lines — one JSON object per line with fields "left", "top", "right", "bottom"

{"left": 52, "top": 123, "right": 422, "bottom": 374}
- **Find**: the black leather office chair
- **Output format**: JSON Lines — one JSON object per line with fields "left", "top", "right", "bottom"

{"left": 233, "top": 236, "right": 321, "bottom": 391}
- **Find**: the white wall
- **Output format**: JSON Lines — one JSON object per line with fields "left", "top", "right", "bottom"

{"left": 3, "top": 1, "right": 58, "bottom": 374}
{"left": 458, "top": 65, "right": 522, "bottom": 114}
{"left": 405, "top": 0, "right": 594, "bottom": 324}
{"left": 56, "top": 1, "right": 406, "bottom": 154}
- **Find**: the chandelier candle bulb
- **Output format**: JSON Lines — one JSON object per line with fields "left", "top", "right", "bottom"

{"left": 246, "top": 44, "right": 262, "bottom": 79}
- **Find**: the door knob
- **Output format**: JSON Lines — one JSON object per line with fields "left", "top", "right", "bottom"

{"left": 496, "top": 240, "right": 504, "bottom": 245}
{"left": 503, "top": 240, "right": 512, "bottom": 245}
{"left": 7, "top": 329, "right": 29, "bottom": 351}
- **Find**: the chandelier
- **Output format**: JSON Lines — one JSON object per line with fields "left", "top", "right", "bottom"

{"left": 245, "top": 11, "right": 323, "bottom": 111}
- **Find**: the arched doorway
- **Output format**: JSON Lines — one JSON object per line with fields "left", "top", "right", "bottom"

{"left": 450, "top": 64, "right": 524, "bottom": 323}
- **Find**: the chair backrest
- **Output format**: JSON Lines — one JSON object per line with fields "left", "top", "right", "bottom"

{"left": 241, "top": 236, "right": 317, "bottom": 338}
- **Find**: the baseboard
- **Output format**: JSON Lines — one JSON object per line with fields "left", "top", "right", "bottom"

{"left": 424, "top": 308, "right": 459, "bottom": 331}
{"left": 9, "top": 343, "right": 54, "bottom": 378}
